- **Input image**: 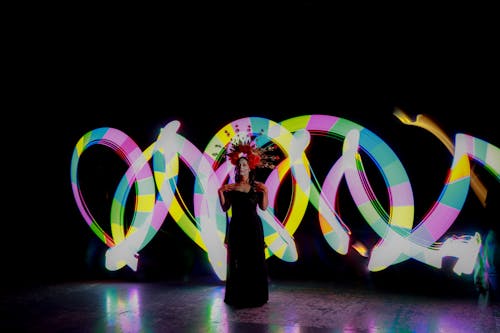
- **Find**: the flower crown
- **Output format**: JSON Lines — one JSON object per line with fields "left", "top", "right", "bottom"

{"left": 226, "top": 134, "right": 279, "bottom": 170}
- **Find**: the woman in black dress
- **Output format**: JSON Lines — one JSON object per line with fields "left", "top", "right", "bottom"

{"left": 218, "top": 155, "right": 270, "bottom": 308}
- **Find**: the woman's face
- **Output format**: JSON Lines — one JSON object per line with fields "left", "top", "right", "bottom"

{"left": 238, "top": 158, "right": 250, "bottom": 176}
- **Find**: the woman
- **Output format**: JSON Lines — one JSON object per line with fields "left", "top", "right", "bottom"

{"left": 218, "top": 155, "right": 270, "bottom": 308}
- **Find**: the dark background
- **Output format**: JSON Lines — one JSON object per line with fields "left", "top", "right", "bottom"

{"left": 6, "top": 4, "right": 499, "bottom": 296}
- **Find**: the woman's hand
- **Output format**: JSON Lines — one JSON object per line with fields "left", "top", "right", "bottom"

{"left": 219, "top": 183, "right": 236, "bottom": 193}
{"left": 219, "top": 184, "right": 235, "bottom": 212}
{"left": 254, "top": 181, "right": 269, "bottom": 210}
{"left": 254, "top": 181, "right": 268, "bottom": 194}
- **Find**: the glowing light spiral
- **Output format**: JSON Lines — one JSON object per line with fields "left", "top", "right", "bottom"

{"left": 70, "top": 114, "right": 500, "bottom": 280}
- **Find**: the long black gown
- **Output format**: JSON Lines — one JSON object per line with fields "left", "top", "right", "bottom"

{"left": 224, "top": 189, "right": 269, "bottom": 308}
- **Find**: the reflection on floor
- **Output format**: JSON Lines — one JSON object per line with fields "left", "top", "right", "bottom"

{"left": 2, "top": 279, "right": 499, "bottom": 332}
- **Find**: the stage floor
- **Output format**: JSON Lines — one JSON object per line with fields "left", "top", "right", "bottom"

{"left": 2, "top": 279, "right": 499, "bottom": 332}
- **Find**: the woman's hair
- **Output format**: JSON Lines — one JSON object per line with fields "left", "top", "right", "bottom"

{"left": 235, "top": 157, "right": 256, "bottom": 185}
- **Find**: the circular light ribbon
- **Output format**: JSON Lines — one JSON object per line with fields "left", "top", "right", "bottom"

{"left": 70, "top": 114, "right": 500, "bottom": 280}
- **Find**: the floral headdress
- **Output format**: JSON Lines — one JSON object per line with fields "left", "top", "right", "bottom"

{"left": 226, "top": 134, "right": 279, "bottom": 170}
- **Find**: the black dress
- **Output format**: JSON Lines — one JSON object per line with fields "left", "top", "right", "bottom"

{"left": 224, "top": 189, "right": 269, "bottom": 308}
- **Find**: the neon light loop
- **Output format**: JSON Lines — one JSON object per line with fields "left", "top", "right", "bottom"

{"left": 70, "top": 115, "right": 500, "bottom": 280}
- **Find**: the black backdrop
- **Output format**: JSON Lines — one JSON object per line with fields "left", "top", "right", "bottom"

{"left": 6, "top": 5, "right": 499, "bottom": 296}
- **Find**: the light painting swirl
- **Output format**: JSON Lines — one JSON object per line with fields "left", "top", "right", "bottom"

{"left": 70, "top": 114, "right": 500, "bottom": 281}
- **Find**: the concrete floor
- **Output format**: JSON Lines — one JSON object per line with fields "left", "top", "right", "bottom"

{"left": 1, "top": 279, "right": 499, "bottom": 332}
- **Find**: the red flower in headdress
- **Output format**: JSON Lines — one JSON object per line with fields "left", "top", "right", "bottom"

{"left": 226, "top": 134, "right": 279, "bottom": 170}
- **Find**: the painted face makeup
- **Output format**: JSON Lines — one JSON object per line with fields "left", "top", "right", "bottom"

{"left": 238, "top": 158, "right": 250, "bottom": 176}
